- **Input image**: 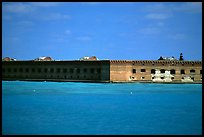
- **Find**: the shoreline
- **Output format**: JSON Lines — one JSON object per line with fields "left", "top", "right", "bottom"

{"left": 2, "top": 79, "right": 202, "bottom": 84}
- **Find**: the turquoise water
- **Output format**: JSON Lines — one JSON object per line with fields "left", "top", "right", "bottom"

{"left": 2, "top": 81, "right": 202, "bottom": 135}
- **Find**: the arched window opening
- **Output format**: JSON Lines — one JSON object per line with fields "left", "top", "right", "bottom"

{"left": 26, "top": 68, "right": 29, "bottom": 73}
{"left": 151, "top": 69, "right": 155, "bottom": 74}
{"left": 38, "top": 68, "right": 41, "bottom": 73}
{"left": 70, "top": 68, "right": 74, "bottom": 73}
{"left": 141, "top": 69, "right": 146, "bottom": 72}
{"left": 160, "top": 69, "right": 165, "bottom": 73}
{"left": 170, "top": 69, "right": 175, "bottom": 74}
{"left": 91, "top": 68, "right": 94, "bottom": 74}
{"left": 190, "top": 69, "right": 195, "bottom": 73}
{"left": 77, "top": 68, "right": 80, "bottom": 73}
{"left": 32, "top": 68, "right": 35, "bottom": 73}
{"left": 181, "top": 69, "right": 185, "bottom": 74}
{"left": 19, "top": 68, "right": 23, "bottom": 72}
{"left": 14, "top": 68, "right": 17, "bottom": 72}
{"left": 44, "top": 68, "right": 48, "bottom": 73}
{"left": 8, "top": 68, "right": 11, "bottom": 73}
{"left": 50, "top": 68, "right": 54, "bottom": 73}
{"left": 97, "top": 68, "right": 101, "bottom": 74}
{"left": 63, "top": 68, "right": 67, "bottom": 73}
{"left": 57, "top": 68, "right": 60, "bottom": 73}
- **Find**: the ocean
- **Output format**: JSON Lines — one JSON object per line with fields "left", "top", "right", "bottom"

{"left": 2, "top": 81, "right": 202, "bottom": 135}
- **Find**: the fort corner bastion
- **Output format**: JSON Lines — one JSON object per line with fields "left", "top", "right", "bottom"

{"left": 2, "top": 56, "right": 202, "bottom": 83}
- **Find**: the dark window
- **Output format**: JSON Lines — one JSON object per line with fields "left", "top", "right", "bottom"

{"left": 63, "top": 68, "right": 67, "bottom": 73}
{"left": 191, "top": 77, "right": 194, "bottom": 80}
{"left": 160, "top": 69, "right": 165, "bottom": 73}
{"left": 91, "top": 68, "right": 94, "bottom": 74}
{"left": 161, "top": 77, "right": 164, "bottom": 79}
{"left": 182, "top": 77, "right": 184, "bottom": 79}
{"left": 32, "top": 68, "right": 35, "bottom": 73}
{"left": 8, "top": 68, "right": 11, "bottom": 72}
{"left": 20, "top": 68, "right": 23, "bottom": 72}
{"left": 142, "top": 64, "right": 145, "bottom": 66}
{"left": 190, "top": 69, "right": 195, "bottom": 73}
{"left": 141, "top": 77, "right": 145, "bottom": 79}
{"left": 171, "top": 77, "right": 174, "bottom": 80}
{"left": 77, "top": 68, "right": 80, "bottom": 73}
{"left": 151, "top": 69, "right": 155, "bottom": 74}
{"left": 50, "top": 68, "right": 54, "bottom": 73}
{"left": 181, "top": 69, "right": 185, "bottom": 74}
{"left": 57, "top": 68, "right": 60, "bottom": 73}
{"left": 132, "top": 77, "right": 134, "bottom": 79}
{"left": 200, "top": 70, "right": 202, "bottom": 74}
{"left": 152, "top": 77, "right": 155, "bottom": 79}
{"left": 84, "top": 68, "right": 87, "bottom": 73}
{"left": 97, "top": 68, "right": 101, "bottom": 74}
{"left": 133, "top": 69, "right": 136, "bottom": 73}
{"left": 14, "top": 68, "right": 17, "bottom": 72}
{"left": 170, "top": 69, "right": 175, "bottom": 74}
{"left": 38, "top": 68, "right": 41, "bottom": 73}
{"left": 141, "top": 69, "right": 146, "bottom": 72}
{"left": 26, "top": 68, "right": 29, "bottom": 73}
{"left": 70, "top": 68, "right": 74, "bottom": 73}
{"left": 44, "top": 68, "right": 48, "bottom": 73}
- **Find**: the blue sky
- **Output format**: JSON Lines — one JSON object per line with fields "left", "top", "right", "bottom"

{"left": 2, "top": 2, "right": 202, "bottom": 60}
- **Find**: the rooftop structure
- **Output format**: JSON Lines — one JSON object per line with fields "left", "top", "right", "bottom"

{"left": 79, "top": 56, "right": 98, "bottom": 61}
{"left": 34, "top": 56, "right": 53, "bottom": 61}
{"left": 2, "top": 57, "right": 16, "bottom": 61}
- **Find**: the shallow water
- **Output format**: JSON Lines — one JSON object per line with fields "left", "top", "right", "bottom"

{"left": 2, "top": 81, "right": 202, "bottom": 135}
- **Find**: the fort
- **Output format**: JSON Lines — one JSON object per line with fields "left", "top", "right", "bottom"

{"left": 2, "top": 55, "right": 202, "bottom": 83}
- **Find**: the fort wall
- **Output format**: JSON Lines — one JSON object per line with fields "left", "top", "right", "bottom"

{"left": 110, "top": 60, "right": 202, "bottom": 83}
{"left": 2, "top": 60, "right": 110, "bottom": 82}
{"left": 2, "top": 60, "right": 202, "bottom": 83}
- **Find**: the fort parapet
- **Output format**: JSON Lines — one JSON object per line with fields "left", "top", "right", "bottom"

{"left": 2, "top": 60, "right": 202, "bottom": 83}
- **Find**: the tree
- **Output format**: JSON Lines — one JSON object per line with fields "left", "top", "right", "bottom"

{"left": 158, "top": 56, "right": 163, "bottom": 60}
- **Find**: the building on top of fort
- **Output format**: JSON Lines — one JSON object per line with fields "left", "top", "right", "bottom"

{"left": 158, "top": 56, "right": 177, "bottom": 61}
{"left": 2, "top": 57, "right": 16, "bottom": 61}
{"left": 34, "top": 56, "right": 53, "bottom": 61}
{"left": 158, "top": 53, "right": 184, "bottom": 61}
{"left": 79, "top": 56, "right": 98, "bottom": 61}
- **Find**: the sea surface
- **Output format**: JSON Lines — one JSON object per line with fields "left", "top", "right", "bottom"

{"left": 2, "top": 81, "right": 202, "bottom": 135}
